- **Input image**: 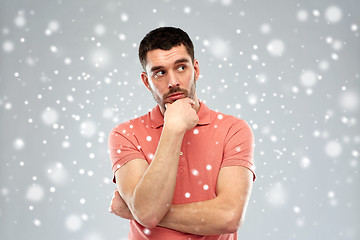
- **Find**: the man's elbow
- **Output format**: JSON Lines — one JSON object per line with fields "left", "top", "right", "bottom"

{"left": 223, "top": 212, "right": 245, "bottom": 233}
{"left": 129, "top": 198, "right": 164, "bottom": 229}
{"left": 136, "top": 214, "right": 163, "bottom": 229}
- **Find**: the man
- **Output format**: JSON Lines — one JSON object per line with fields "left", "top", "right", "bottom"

{"left": 108, "top": 27, "right": 255, "bottom": 240}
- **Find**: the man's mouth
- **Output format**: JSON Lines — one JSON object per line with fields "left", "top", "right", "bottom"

{"left": 167, "top": 92, "right": 185, "bottom": 101}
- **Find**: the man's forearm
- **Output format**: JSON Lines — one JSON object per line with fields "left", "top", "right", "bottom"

{"left": 158, "top": 196, "right": 241, "bottom": 235}
{"left": 157, "top": 166, "right": 253, "bottom": 235}
{"left": 125, "top": 126, "right": 185, "bottom": 227}
{"left": 111, "top": 193, "right": 236, "bottom": 235}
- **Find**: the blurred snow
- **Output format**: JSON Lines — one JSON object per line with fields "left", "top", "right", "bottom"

{"left": 300, "top": 156, "right": 311, "bottom": 168}
{"left": 2, "top": 40, "right": 14, "bottom": 52}
{"left": 0, "top": 1, "right": 359, "bottom": 240}
{"left": 325, "top": 140, "right": 343, "bottom": 158}
{"left": 90, "top": 48, "right": 110, "bottom": 68}
{"left": 247, "top": 94, "right": 258, "bottom": 105}
{"left": 94, "top": 24, "right": 106, "bottom": 37}
{"left": 26, "top": 184, "right": 45, "bottom": 202}
{"left": 339, "top": 91, "right": 359, "bottom": 112}
{"left": 83, "top": 232, "right": 104, "bottom": 240}
{"left": 297, "top": 9, "right": 309, "bottom": 22}
{"left": 260, "top": 23, "right": 271, "bottom": 34}
{"left": 65, "top": 214, "right": 83, "bottom": 232}
{"left": 266, "top": 39, "right": 285, "bottom": 57}
{"left": 33, "top": 219, "right": 42, "bottom": 227}
{"left": 80, "top": 120, "right": 97, "bottom": 138}
{"left": 267, "top": 182, "right": 287, "bottom": 206}
{"left": 46, "top": 162, "right": 69, "bottom": 185}
{"left": 14, "top": 12, "right": 26, "bottom": 28}
{"left": 13, "top": 138, "right": 25, "bottom": 150}
{"left": 207, "top": 37, "right": 231, "bottom": 59}
{"left": 45, "top": 20, "right": 60, "bottom": 36}
{"left": 41, "top": 108, "right": 59, "bottom": 126}
{"left": 325, "top": 5, "right": 342, "bottom": 23}
{"left": 300, "top": 70, "right": 317, "bottom": 88}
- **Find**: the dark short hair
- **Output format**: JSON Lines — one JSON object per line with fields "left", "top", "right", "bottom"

{"left": 138, "top": 27, "right": 195, "bottom": 71}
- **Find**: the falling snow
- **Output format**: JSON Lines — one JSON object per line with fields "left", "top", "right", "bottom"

{"left": 300, "top": 70, "right": 318, "bottom": 88}
{"left": 324, "top": 5, "right": 342, "bottom": 23}
{"left": 25, "top": 184, "right": 45, "bottom": 202}
{"left": 46, "top": 162, "right": 69, "bottom": 185}
{"left": 41, "top": 108, "right": 59, "bottom": 126}
{"left": 325, "top": 140, "right": 343, "bottom": 158}
{"left": 13, "top": 138, "right": 25, "bottom": 150}
{"left": 65, "top": 214, "right": 83, "bottom": 232}
{"left": 207, "top": 37, "right": 231, "bottom": 59}
{"left": 0, "top": 1, "right": 359, "bottom": 240}
{"left": 2, "top": 40, "right": 14, "bottom": 52}
{"left": 339, "top": 91, "right": 359, "bottom": 112}
{"left": 267, "top": 183, "right": 287, "bottom": 206}
{"left": 80, "top": 120, "right": 97, "bottom": 137}
{"left": 266, "top": 39, "right": 285, "bottom": 57}
{"left": 297, "top": 9, "right": 309, "bottom": 22}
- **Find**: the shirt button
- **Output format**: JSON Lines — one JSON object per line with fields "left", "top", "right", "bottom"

{"left": 180, "top": 151, "right": 183, "bottom": 156}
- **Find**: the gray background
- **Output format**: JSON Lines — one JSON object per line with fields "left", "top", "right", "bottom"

{"left": 1, "top": 0, "right": 359, "bottom": 239}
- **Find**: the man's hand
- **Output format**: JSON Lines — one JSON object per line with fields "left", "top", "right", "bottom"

{"left": 164, "top": 98, "right": 199, "bottom": 132}
{"left": 109, "top": 189, "right": 134, "bottom": 220}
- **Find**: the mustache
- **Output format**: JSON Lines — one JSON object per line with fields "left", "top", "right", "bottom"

{"left": 163, "top": 87, "right": 189, "bottom": 99}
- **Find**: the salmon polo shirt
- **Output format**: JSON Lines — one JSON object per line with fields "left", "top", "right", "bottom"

{"left": 108, "top": 101, "right": 255, "bottom": 240}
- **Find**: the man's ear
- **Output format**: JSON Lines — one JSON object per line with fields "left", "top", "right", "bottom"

{"left": 193, "top": 59, "right": 200, "bottom": 82}
{"left": 141, "top": 72, "right": 151, "bottom": 91}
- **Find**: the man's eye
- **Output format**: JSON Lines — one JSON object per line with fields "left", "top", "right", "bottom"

{"left": 178, "top": 66, "right": 185, "bottom": 71}
{"left": 155, "top": 71, "right": 165, "bottom": 77}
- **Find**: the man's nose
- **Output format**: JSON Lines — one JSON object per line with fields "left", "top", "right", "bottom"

{"left": 167, "top": 72, "right": 180, "bottom": 89}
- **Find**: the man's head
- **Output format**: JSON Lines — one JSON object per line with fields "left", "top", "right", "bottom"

{"left": 139, "top": 27, "right": 200, "bottom": 113}
{"left": 139, "top": 27, "right": 195, "bottom": 71}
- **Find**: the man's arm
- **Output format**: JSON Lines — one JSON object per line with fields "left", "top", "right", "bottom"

{"left": 110, "top": 165, "right": 253, "bottom": 235}
{"left": 157, "top": 166, "right": 253, "bottom": 235}
{"left": 114, "top": 98, "right": 198, "bottom": 228}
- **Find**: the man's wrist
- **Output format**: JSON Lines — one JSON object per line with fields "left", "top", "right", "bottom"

{"left": 163, "top": 122, "right": 187, "bottom": 135}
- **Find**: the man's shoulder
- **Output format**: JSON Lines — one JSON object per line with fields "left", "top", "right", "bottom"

{"left": 207, "top": 107, "right": 246, "bottom": 127}
{"left": 110, "top": 111, "right": 151, "bottom": 134}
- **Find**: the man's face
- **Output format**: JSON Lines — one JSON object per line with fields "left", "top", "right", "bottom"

{"left": 141, "top": 44, "right": 200, "bottom": 112}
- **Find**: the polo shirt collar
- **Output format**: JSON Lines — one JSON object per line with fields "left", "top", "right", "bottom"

{"left": 150, "top": 101, "right": 211, "bottom": 128}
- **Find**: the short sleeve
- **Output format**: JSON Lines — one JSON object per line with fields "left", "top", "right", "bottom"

{"left": 108, "top": 126, "right": 146, "bottom": 183}
{"left": 221, "top": 119, "right": 256, "bottom": 181}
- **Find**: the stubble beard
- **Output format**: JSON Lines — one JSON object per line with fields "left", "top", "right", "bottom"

{"left": 150, "top": 76, "right": 196, "bottom": 110}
